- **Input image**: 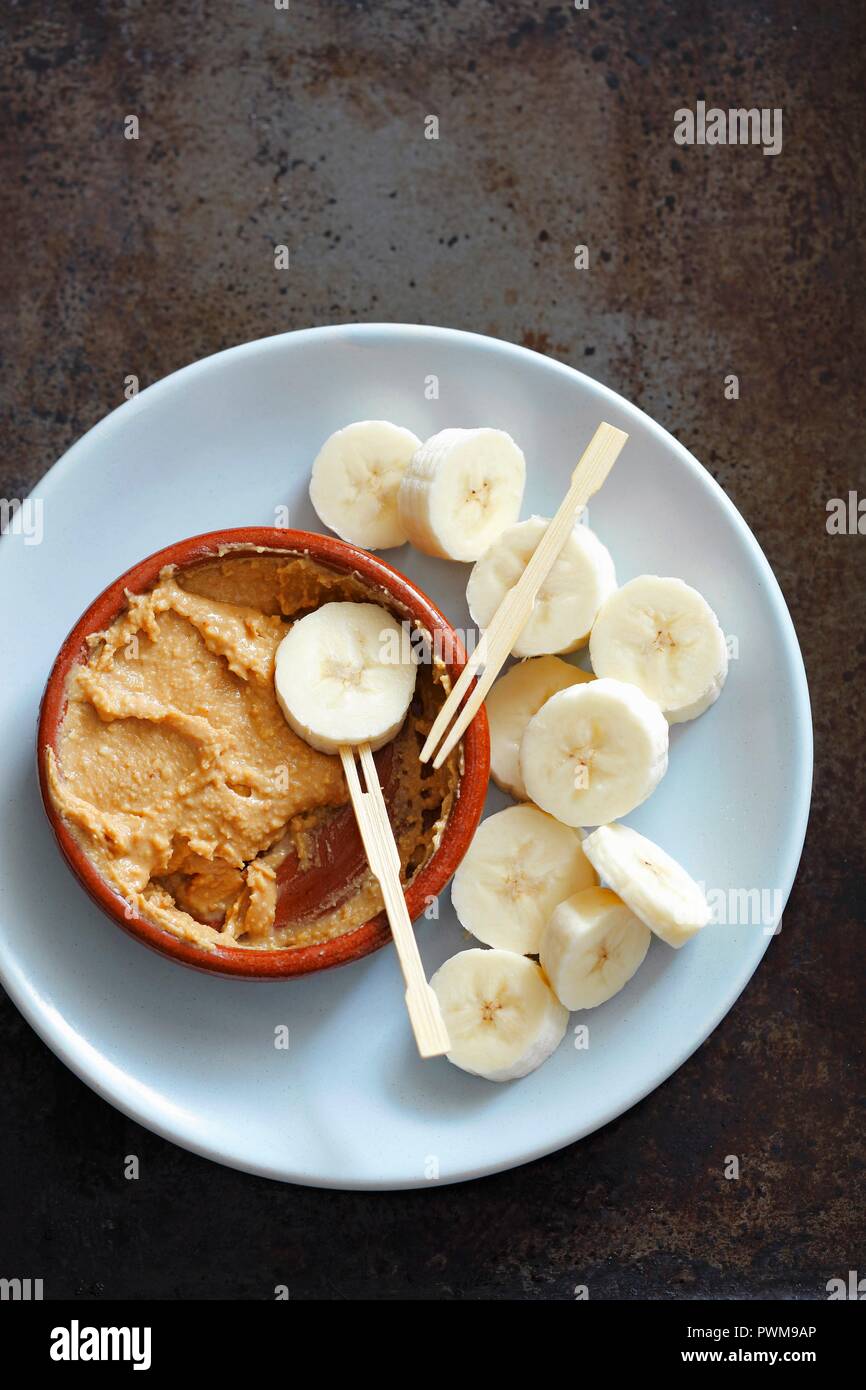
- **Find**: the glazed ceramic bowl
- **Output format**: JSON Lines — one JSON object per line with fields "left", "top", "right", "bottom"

{"left": 37, "top": 526, "right": 490, "bottom": 979}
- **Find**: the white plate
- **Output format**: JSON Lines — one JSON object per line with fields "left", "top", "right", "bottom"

{"left": 0, "top": 324, "right": 812, "bottom": 1189}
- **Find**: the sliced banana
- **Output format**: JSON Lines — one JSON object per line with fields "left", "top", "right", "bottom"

{"left": 539, "top": 886, "right": 651, "bottom": 1010}
{"left": 520, "top": 677, "right": 669, "bottom": 827}
{"left": 589, "top": 575, "right": 728, "bottom": 724}
{"left": 467, "top": 515, "right": 616, "bottom": 658}
{"left": 309, "top": 420, "right": 422, "bottom": 550}
{"left": 397, "top": 427, "right": 526, "bottom": 562}
{"left": 582, "top": 823, "right": 710, "bottom": 948}
{"left": 431, "top": 948, "right": 569, "bottom": 1082}
{"left": 486, "top": 656, "right": 594, "bottom": 800}
{"left": 274, "top": 601, "right": 416, "bottom": 754}
{"left": 451, "top": 804, "right": 597, "bottom": 953}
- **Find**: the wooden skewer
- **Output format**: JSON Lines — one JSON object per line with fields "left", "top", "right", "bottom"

{"left": 420, "top": 421, "right": 629, "bottom": 771}
{"left": 340, "top": 743, "right": 451, "bottom": 1059}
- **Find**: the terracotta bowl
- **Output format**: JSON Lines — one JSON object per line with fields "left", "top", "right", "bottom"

{"left": 37, "top": 527, "right": 490, "bottom": 980}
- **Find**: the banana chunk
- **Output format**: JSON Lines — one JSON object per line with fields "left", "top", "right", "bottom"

{"left": 274, "top": 601, "right": 416, "bottom": 754}
{"left": 520, "top": 677, "right": 669, "bottom": 827}
{"left": 431, "top": 948, "right": 569, "bottom": 1081}
{"left": 467, "top": 515, "right": 616, "bottom": 657}
{"left": 486, "top": 656, "right": 594, "bottom": 800}
{"left": 451, "top": 804, "right": 597, "bottom": 953}
{"left": 589, "top": 575, "right": 728, "bottom": 724}
{"left": 397, "top": 427, "right": 526, "bottom": 561}
{"left": 309, "top": 420, "right": 422, "bottom": 550}
{"left": 540, "top": 885, "right": 651, "bottom": 1010}
{"left": 582, "top": 823, "right": 711, "bottom": 948}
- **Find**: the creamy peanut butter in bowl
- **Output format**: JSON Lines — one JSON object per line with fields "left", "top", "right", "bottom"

{"left": 37, "top": 528, "right": 490, "bottom": 979}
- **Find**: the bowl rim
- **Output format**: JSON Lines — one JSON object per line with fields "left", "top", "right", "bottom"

{"left": 37, "top": 526, "right": 490, "bottom": 979}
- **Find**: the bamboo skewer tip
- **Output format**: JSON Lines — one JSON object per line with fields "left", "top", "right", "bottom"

{"left": 339, "top": 743, "right": 450, "bottom": 1059}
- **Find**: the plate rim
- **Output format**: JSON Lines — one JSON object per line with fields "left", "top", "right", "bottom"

{"left": 0, "top": 322, "right": 813, "bottom": 1189}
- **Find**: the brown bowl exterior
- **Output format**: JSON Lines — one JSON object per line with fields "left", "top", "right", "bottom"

{"left": 37, "top": 527, "right": 490, "bottom": 979}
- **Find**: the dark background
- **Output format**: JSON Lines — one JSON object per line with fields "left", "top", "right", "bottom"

{"left": 2, "top": 0, "right": 864, "bottom": 1300}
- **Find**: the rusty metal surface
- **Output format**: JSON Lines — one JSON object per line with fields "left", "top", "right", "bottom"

{"left": 1, "top": 0, "right": 863, "bottom": 1299}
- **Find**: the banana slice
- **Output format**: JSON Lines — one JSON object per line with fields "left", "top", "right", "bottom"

{"left": 486, "top": 656, "right": 594, "bottom": 800}
{"left": 431, "top": 948, "right": 569, "bottom": 1081}
{"left": 589, "top": 575, "right": 728, "bottom": 723}
{"left": 539, "top": 886, "right": 651, "bottom": 1010}
{"left": 274, "top": 601, "right": 416, "bottom": 753}
{"left": 309, "top": 420, "right": 422, "bottom": 550}
{"left": 582, "top": 823, "right": 710, "bottom": 948}
{"left": 451, "top": 804, "right": 597, "bottom": 953}
{"left": 467, "top": 515, "right": 616, "bottom": 657}
{"left": 520, "top": 677, "right": 669, "bottom": 827}
{"left": 397, "top": 427, "right": 525, "bottom": 562}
